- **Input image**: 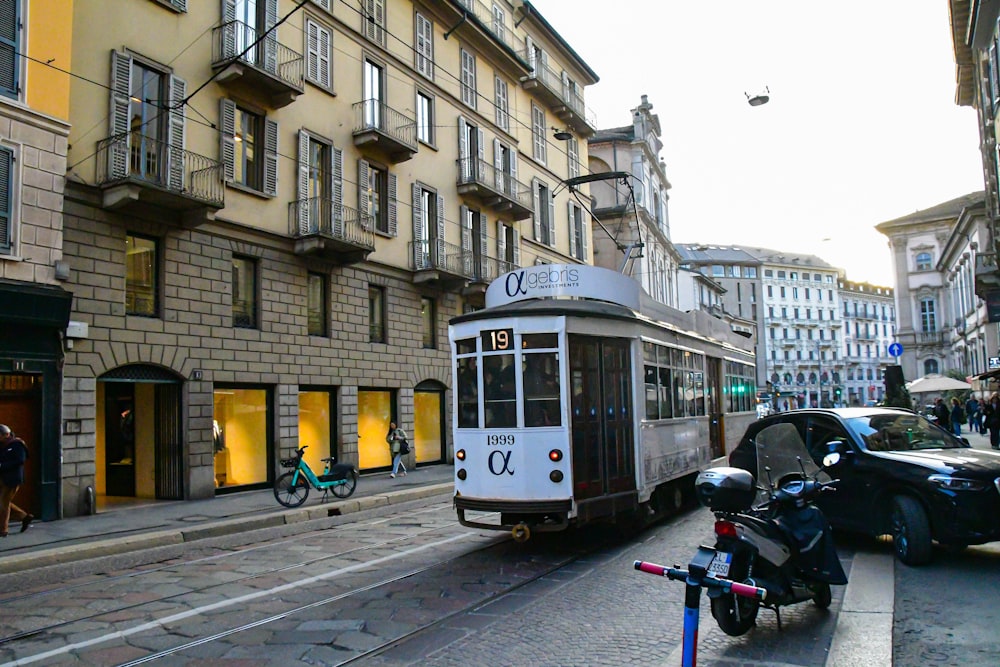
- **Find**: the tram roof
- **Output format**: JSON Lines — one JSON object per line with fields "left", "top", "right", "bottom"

{"left": 450, "top": 298, "right": 637, "bottom": 325}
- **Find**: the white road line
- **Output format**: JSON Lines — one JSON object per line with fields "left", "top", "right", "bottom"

{"left": 0, "top": 532, "right": 473, "bottom": 667}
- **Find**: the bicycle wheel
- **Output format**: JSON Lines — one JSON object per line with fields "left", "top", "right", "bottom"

{"left": 274, "top": 471, "right": 309, "bottom": 508}
{"left": 331, "top": 469, "right": 358, "bottom": 498}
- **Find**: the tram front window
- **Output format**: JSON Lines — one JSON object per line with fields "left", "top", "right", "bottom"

{"left": 457, "top": 356, "right": 478, "bottom": 428}
{"left": 484, "top": 354, "right": 516, "bottom": 427}
{"left": 524, "top": 352, "right": 560, "bottom": 427}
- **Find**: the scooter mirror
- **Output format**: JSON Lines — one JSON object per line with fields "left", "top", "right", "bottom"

{"left": 822, "top": 452, "right": 841, "bottom": 468}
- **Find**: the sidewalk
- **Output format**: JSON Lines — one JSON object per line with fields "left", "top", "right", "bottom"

{"left": 0, "top": 464, "right": 455, "bottom": 575}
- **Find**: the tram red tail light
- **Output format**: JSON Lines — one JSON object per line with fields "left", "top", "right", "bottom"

{"left": 715, "top": 520, "right": 738, "bottom": 539}
{"left": 456, "top": 449, "right": 466, "bottom": 461}
{"left": 549, "top": 449, "right": 563, "bottom": 462}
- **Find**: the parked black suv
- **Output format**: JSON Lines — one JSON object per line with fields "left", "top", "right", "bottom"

{"left": 729, "top": 407, "right": 1000, "bottom": 565}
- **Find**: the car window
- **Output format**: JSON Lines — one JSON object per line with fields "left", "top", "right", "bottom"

{"left": 844, "top": 413, "right": 967, "bottom": 452}
{"left": 806, "top": 415, "right": 851, "bottom": 464}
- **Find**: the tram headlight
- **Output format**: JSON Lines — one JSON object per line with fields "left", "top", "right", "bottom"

{"left": 457, "top": 468, "right": 467, "bottom": 481}
{"left": 456, "top": 449, "right": 466, "bottom": 461}
{"left": 549, "top": 470, "right": 564, "bottom": 483}
{"left": 548, "top": 449, "right": 563, "bottom": 462}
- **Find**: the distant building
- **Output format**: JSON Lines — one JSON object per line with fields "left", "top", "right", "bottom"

{"left": 838, "top": 279, "right": 895, "bottom": 405}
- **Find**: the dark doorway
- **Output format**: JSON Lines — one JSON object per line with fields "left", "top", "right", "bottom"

{"left": 105, "top": 383, "right": 136, "bottom": 497}
{"left": 0, "top": 374, "right": 42, "bottom": 515}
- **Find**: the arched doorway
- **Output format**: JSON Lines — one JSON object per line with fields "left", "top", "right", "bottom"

{"left": 414, "top": 380, "right": 446, "bottom": 464}
{"left": 98, "top": 364, "right": 183, "bottom": 500}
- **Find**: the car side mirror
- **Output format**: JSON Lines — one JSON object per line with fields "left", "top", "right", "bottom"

{"left": 822, "top": 452, "right": 842, "bottom": 468}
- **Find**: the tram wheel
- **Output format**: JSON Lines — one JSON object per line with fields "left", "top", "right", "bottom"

{"left": 511, "top": 523, "right": 531, "bottom": 543}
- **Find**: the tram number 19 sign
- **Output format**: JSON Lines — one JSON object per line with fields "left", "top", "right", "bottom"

{"left": 482, "top": 328, "right": 514, "bottom": 352}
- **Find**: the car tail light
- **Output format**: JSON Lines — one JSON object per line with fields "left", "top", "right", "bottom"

{"left": 715, "top": 520, "right": 738, "bottom": 539}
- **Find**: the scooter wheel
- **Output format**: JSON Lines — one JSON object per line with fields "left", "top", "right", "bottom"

{"left": 710, "top": 591, "right": 760, "bottom": 636}
{"left": 812, "top": 582, "right": 832, "bottom": 609}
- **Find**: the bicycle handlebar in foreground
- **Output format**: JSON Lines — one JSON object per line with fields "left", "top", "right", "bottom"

{"left": 634, "top": 560, "right": 767, "bottom": 600}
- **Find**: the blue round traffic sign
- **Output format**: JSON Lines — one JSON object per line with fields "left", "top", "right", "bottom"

{"left": 888, "top": 342, "right": 903, "bottom": 358}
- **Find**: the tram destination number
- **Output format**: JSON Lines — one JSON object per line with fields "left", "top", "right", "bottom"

{"left": 482, "top": 328, "right": 514, "bottom": 352}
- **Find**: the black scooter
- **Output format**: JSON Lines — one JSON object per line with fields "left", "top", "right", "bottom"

{"left": 693, "top": 422, "right": 848, "bottom": 636}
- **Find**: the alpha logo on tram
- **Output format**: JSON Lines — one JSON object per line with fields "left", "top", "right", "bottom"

{"left": 505, "top": 266, "right": 580, "bottom": 297}
{"left": 488, "top": 450, "right": 515, "bottom": 476}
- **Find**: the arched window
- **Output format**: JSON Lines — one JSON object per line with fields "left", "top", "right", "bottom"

{"left": 784, "top": 373, "right": 793, "bottom": 384}
{"left": 796, "top": 372, "right": 805, "bottom": 384}
{"left": 808, "top": 372, "right": 817, "bottom": 384}
{"left": 924, "top": 359, "right": 939, "bottom": 375}
{"left": 915, "top": 252, "right": 932, "bottom": 271}
{"left": 770, "top": 373, "right": 780, "bottom": 384}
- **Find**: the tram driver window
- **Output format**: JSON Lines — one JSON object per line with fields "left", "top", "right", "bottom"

{"left": 484, "top": 354, "right": 516, "bottom": 428}
{"left": 523, "top": 352, "right": 560, "bottom": 427}
{"left": 457, "top": 356, "right": 478, "bottom": 428}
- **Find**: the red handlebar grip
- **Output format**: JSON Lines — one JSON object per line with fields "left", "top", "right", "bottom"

{"left": 634, "top": 560, "right": 668, "bottom": 577}
{"left": 729, "top": 580, "right": 767, "bottom": 600}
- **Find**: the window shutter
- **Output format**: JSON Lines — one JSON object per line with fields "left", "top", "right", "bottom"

{"left": 357, "top": 158, "right": 369, "bottom": 219}
{"left": 166, "top": 75, "right": 187, "bottom": 191}
{"left": 317, "top": 23, "right": 330, "bottom": 87}
{"left": 568, "top": 201, "right": 576, "bottom": 259}
{"left": 525, "top": 36, "right": 535, "bottom": 71}
{"left": 306, "top": 20, "right": 319, "bottom": 83}
{"left": 476, "top": 127, "right": 485, "bottom": 164}
{"left": 435, "top": 194, "right": 445, "bottom": 264}
{"left": 219, "top": 98, "right": 236, "bottom": 183}
{"left": 415, "top": 13, "right": 433, "bottom": 79}
{"left": 313, "top": 0, "right": 331, "bottom": 9}
{"left": 567, "top": 138, "right": 579, "bottom": 179}
{"left": 580, "top": 211, "right": 588, "bottom": 261}
{"left": 263, "top": 118, "right": 278, "bottom": 196}
{"left": 0, "top": 147, "right": 11, "bottom": 253}
{"left": 170, "top": 0, "right": 187, "bottom": 10}
{"left": 109, "top": 51, "right": 133, "bottom": 180}
{"left": 0, "top": 0, "right": 19, "bottom": 98}
{"left": 460, "top": 205, "right": 472, "bottom": 275}
{"left": 509, "top": 149, "right": 518, "bottom": 185}
{"left": 457, "top": 117, "right": 469, "bottom": 181}
{"left": 561, "top": 70, "right": 570, "bottom": 102}
{"left": 532, "top": 178, "right": 541, "bottom": 241}
{"left": 493, "top": 138, "right": 503, "bottom": 191}
{"left": 511, "top": 229, "right": 520, "bottom": 266}
{"left": 479, "top": 213, "right": 488, "bottom": 277}
{"left": 412, "top": 182, "right": 426, "bottom": 268}
{"left": 263, "top": 0, "right": 278, "bottom": 74}
{"left": 387, "top": 172, "right": 397, "bottom": 236}
{"left": 331, "top": 147, "right": 343, "bottom": 235}
{"left": 221, "top": 0, "right": 237, "bottom": 57}
{"left": 547, "top": 189, "right": 555, "bottom": 247}
{"left": 297, "top": 129, "right": 311, "bottom": 233}
{"left": 496, "top": 220, "right": 506, "bottom": 263}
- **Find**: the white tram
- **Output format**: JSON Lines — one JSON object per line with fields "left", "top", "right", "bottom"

{"left": 449, "top": 265, "right": 757, "bottom": 540}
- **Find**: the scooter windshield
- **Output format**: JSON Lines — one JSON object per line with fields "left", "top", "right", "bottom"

{"left": 753, "top": 422, "right": 822, "bottom": 505}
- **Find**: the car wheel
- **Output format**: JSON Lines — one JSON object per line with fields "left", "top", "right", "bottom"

{"left": 891, "top": 496, "right": 932, "bottom": 566}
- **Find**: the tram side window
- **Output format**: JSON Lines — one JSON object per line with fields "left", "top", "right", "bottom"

{"left": 484, "top": 354, "right": 516, "bottom": 428}
{"left": 524, "top": 351, "right": 560, "bottom": 426}
{"left": 457, "top": 356, "right": 478, "bottom": 428}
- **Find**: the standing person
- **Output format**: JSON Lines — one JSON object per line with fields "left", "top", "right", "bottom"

{"left": 0, "top": 424, "right": 33, "bottom": 537}
{"left": 385, "top": 421, "right": 408, "bottom": 479}
{"left": 965, "top": 396, "right": 980, "bottom": 434}
{"left": 932, "top": 397, "right": 950, "bottom": 432}
{"left": 985, "top": 395, "right": 1000, "bottom": 449}
{"left": 950, "top": 398, "right": 965, "bottom": 437}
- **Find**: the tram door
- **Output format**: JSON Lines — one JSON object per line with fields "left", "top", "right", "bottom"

{"left": 569, "top": 336, "right": 635, "bottom": 500}
{"left": 707, "top": 357, "right": 724, "bottom": 459}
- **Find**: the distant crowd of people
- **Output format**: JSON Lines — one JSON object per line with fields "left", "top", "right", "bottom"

{"left": 931, "top": 394, "right": 1000, "bottom": 449}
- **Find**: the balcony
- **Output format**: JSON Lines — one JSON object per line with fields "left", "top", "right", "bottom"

{"left": 288, "top": 199, "right": 375, "bottom": 264}
{"left": 975, "top": 252, "right": 1000, "bottom": 300}
{"left": 212, "top": 20, "right": 304, "bottom": 108}
{"left": 456, "top": 157, "right": 533, "bottom": 220}
{"left": 441, "top": 0, "right": 529, "bottom": 77}
{"left": 410, "top": 239, "right": 474, "bottom": 288}
{"left": 916, "top": 331, "right": 945, "bottom": 346}
{"left": 95, "top": 133, "right": 224, "bottom": 225}
{"left": 520, "top": 58, "right": 596, "bottom": 136}
{"left": 352, "top": 100, "right": 417, "bottom": 163}
{"left": 462, "top": 254, "right": 519, "bottom": 306}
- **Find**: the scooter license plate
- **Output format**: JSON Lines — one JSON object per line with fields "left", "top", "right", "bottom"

{"left": 708, "top": 551, "right": 732, "bottom": 577}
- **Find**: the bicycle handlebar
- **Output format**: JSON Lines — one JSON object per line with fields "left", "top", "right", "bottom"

{"left": 633, "top": 560, "right": 767, "bottom": 600}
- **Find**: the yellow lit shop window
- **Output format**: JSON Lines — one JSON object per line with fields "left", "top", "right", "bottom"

{"left": 299, "top": 390, "right": 332, "bottom": 474}
{"left": 358, "top": 389, "right": 392, "bottom": 470}
{"left": 213, "top": 388, "right": 268, "bottom": 488}
{"left": 414, "top": 391, "right": 441, "bottom": 463}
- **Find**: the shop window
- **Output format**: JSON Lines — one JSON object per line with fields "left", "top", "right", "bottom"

{"left": 369, "top": 284, "right": 386, "bottom": 343}
{"left": 126, "top": 234, "right": 158, "bottom": 317}
{"left": 298, "top": 389, "right": 332, "bottom": 475}
{"left": 213, "top": 387, "right": 270, "bottom": 489}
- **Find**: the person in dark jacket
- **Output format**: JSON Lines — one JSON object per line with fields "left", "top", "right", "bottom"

{"left": 0, "top": 424, "right": 33, "bottom": 537}
{"left": 932, "top": 397, "right": 950, "bottom": 432}
{"left": 950, "top": 398, "right": 965, "bottom": 436}
{"left": 984, "top": 394, "right": 1000, "bottom": 449}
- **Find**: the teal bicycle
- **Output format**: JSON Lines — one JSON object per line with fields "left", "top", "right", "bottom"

{"left": 274, "top": 446, "right": 358, "bottom": 507}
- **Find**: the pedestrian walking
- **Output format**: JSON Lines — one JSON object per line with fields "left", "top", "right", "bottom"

{"left": 0, "top": 424, "right": 33, "bottom": 537}
{"left": 966, "top": 396, "right": 980, "bottom": 434}
{"left": 385, "top": 421, "right": 408, "bottom": 479}
{"left": 932, "top": 397, "right": 950, "bottom": 431}
{"left": 950, "top": 398, "right": 965, "bottom": 437}
{"left": 985, "top": 395, "right": 1000, "bottom": 449}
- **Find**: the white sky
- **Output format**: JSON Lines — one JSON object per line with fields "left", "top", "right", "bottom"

{"left": 527, "top": 0, "right": 986, "bottom": 286}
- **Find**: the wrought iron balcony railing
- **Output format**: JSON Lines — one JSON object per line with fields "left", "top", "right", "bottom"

{"left": 288, "top": 199, "right": 376, "bottom": 251}
{"left": 453, "top": 0, "right": 524, "bottom": 56}
{"left": 410, "top": 238, "right": 474, "bottom": 279}
{"left": 456, "top": 157, "right": 532, "bottom": 219}
{"left": 96, "top": 132, "right": 224, "bottom": 208}
{"left": 352, "top": 99, "right": 417, "bottom": 161}
{"left": 212, "top": 20, "right": 304, "bottom": 94}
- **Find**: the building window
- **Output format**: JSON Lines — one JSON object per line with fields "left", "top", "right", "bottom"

{"left": 0, "top": 1, "right": 21, "bottom": 99}
{"left": 307, "top": 272, "right": 327, "bottom": 336}
{"left": 491, "top": 2, "right": 507, "bottom": 43}
{"left": 915, "top": 252, "right": 932, "bottom": 271}
{"left": 924, "top": 359, "right": 939, "bottom": 375}
{"left": 305, "top": 17, "right": 332, "bottom": 89}
{"left": 920, "top": 298, "right": 936, "bottom": 332}
{"left": 746, "top": 266, "right": 757, "bottom": 278}
{"left": 567, "top": 137, "right": 580, "bottom": 179}
{"left": 0, "top": 145, "right": 14, "bottom": 254}
{"left": 421, "top": 296, "right": 435, "bottom": 348}
{"left": 126, "top": 234, "right": 158, "bottom": 317}
{"left": 363, "top": 0, "right": 385, "bottom": 45}
{"left": 416, "top": 90, "right": 434, "bottom": 144}
{"left": 569, "top": 200, "right": 586, "bottom": 260}
{"left": 220, "top": 99, "right": 277, "bottom": 196}
{"left": 532, "top": 178, "right": 554, "bottom": 246}
{"left": 531, "top": 104, "right": 546, "bottom": 163}
{"left": 494, "top": 75, "right": 509, "bottom": 131}
{"left": 213, "top": 386, "right": 272, "bottom": 488}
{"left": 369, "top": 284, "right": 386, "bottom": 343}
{"left": 232, "top": 256, "right": 257, "bottom": 328}
{"left": 360, "top": 160, "right": 396, "bottom": 235}
{"left": 460, "top": 48, "right": 476, "bottom": 108}
{"left": 711, "top": 265, "right": 724, "bottom": 277}
{"left": 362, "top": 58, "right": 384, "bottom": 129}
{"left": 414, "top": 11, "right": 434, "bottom": 79}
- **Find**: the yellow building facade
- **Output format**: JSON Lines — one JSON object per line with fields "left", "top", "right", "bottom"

{"left": 58, "top": 0, "right": 598, "bottom": 515}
